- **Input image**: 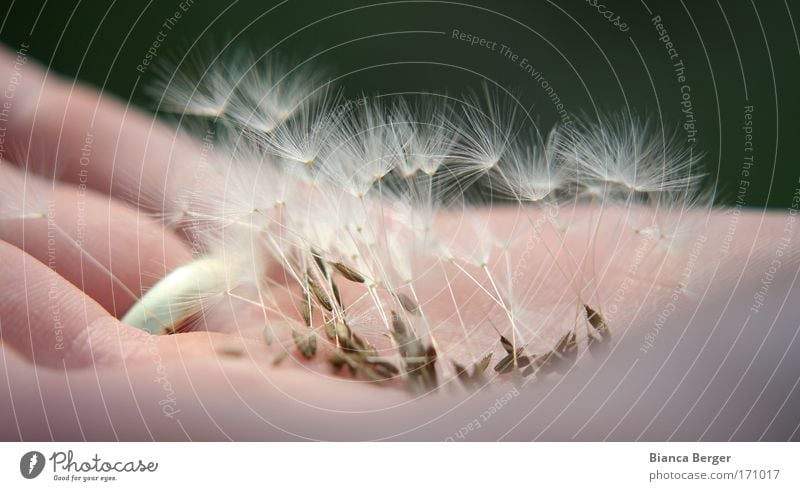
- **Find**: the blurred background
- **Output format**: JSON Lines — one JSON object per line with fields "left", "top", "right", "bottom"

{"left": 0, "top": 0, "right": 797, "bottom": 207}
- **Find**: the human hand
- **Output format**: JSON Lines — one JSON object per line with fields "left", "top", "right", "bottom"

{"left": 1, "top": 45, "right": 798, "bottom": 441}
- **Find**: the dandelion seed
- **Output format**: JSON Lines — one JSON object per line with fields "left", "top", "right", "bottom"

{"left": 556, "top": 331, "right": 578, "bottom": 360}
{"left": 216, "top": 346, "right": 246, "bottom": 358}
{"left": 311, "top": 248, "right": 329, "bottom": 278}
{"left": 560, "top": 115, "right": 703, "bottom": 199}
{"left": 454, "top": 352, "right": 493, "bottom": 389}
{"left": 324, "top": 320, "right": 337, "bottom": 340}
{"left": 549, "top": 331, "right": 578, "bottom": 374}
{"left": 488, "top": 128, "right": 564, "bottom": 203}
{"left": 262, "top": 324, "right": 274, "bottom": 346}
{"left": 440, "top": 87, "right": 523, "bottom": 195}
{"left": 151, "top": 54, "right": 238, "bottom": 118}
{"left": 453, "top": 362, "right": 470, "bottom": 385}
{"left": 584, "top": 304, "right": 610, "bottom": 341}
{"left": 390, "top": 96, "right": 455, "bottom": 178}
{"left": 254, "top": 86, "right": 342, "bottom": 165}
{"left": 494, "top": 353, "right": 516, "bottom": 374}
{"left": 395, "top": 292, "right": 420, "bottom": 315}
{"left": 365, "top": 359, "right": 400, "bottom": 379}
{"left": 319, "top": 98, "right": 401, "bottom": 198}
{"left": 334, "top": 321, "right": 351, "bottom": 343}
{"left": 273, "top": 351, "right": 289, "bottom": 366}
{"left": 331, "top": 280, "right": 344, "bottom": 309}
{"left": 331, "top": 261, "right": 366, "bottom": 283}
{"left": 473, "top": 354, "right": 492, "bottom": 375}
{"left": 292, "top": 329, "right": 317, "bottom": 358}
{"left": 299, "top": 296, "right": 313, "bottom": 327}
{"left": 499, "top": 334, "right": 514, "bottom": 354}
{"left": 521, "top": 364, "right": 536, "bottom": 378}
{"left": 328, "top": 352, "right": 351, "bottom": 372}
{"left": 225, "top": 53, "right": 324, "bottom": 134}
{"left": 307, "top": 275, "right": 334, "bottom": 312}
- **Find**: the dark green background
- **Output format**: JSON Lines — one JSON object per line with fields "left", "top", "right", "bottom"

{"left": 1, "top": 0, "right": 797, "bottom": 208}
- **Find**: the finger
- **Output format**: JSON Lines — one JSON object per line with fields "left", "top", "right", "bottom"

{"left": 2, "top": 211, "right": 798, "bottom": 440}
{"left": 0, "top": 162, "right": 193, "bottom": 316}
{"left": 3, "top": 250, "right": 797, "bottom": 441}
{"left": 0, "top": 237, "right": 257, "bottom": 370}
{"left": 0, "top": 239, "right": 151, "bottom": 367}
{"left": 0, "top": 44, "right": 201, "bottom": 209}
{"left": 0, "top": 339, "right": 412, "bottom": 440}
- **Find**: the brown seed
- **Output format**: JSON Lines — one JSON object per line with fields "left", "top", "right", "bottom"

{"left": 391, "top": 311, "right": 416, "bottom": 354}
{"left": 584, "top": 304, "right": 608, "bottom": 334}
{"left": 262, "top": 325, "right": 274, "bottom": 346}
{"left": 396, "top": 292, "right": 420, "bottom": 315}
{"left": 407, "top": 338, "right": 427, "bottom": 360}
{"left": 554, "top": 331, "right": 578, "bottom": 371}
{"left": 292, "top": 329, "right": 317, "bottom": 358}
{"left": 408, "top": 358, "right": 439, "bottom": 392}
{"left": 331, "top": 261, "right": 365, "bottom": 283}
{"left": 391, "top": 310, "right": 409, "bottom": 337}
{"left": 499, "top": 335, "right": 514, "bottom": 354}
{"left": 360, "top": 364, "right": 387, "bottom": 382}
{"left": 556, "top": 331, "right": 578, "bottom": 362}
{"left": 453, "top": 360, "right": 483, "bottom": 390}
{"left": 216, "top": 346, "right": 246, "bottom": 358}
{"left": 465, "top": 354, "right": 492, "bottom": 386}
{"left": 329, "top": 352, "right": 347, "bottom": 372}
{"left": 300, "top": 296, "right": 313, "bottom": 327}
{"left": 584, "top": 304, "right": 611, "bottom": 352}
{"left": 341, "top": 333, "right": 360, "bottom": 353}
{"left": 557, "top": 330, "right": 577, "bottom": 353}
{"left": 272, "top": 351, "right": 289, "bottom": 366}
{"left": 334, "top": 321, "right": 351, "bottom": 342}
{"left": 389, "top": 312, "right": 440, "bottom": 392}
{"left": 494, "top": 349, "right": 529, "bottom": 374}
{"left": 366, "top": 359, "right": 400, "bottom": 379}
{"left": 325, "top": 320, "right": 337, "bottom": 339}
{"left": 308, "top": 277, "right": 333, "bottom": 311}
{"left": 424, "top": 343, "right": 439, "bottom": 388}
{"left": 311, "top": 248, "right": 328, "bottom": 278}
{"left": 453, "top": 362, "right": 470, "bottom": 383}
{"left": 338, "top": 324, "right": 376, "bottom": 357}
{"left": 331, "top": 351, "right": 360, "bottom": 375}
{"left": 473, "top": 353, "right": 493, "bottom": 375}
{"left": 331, "top": 280, "right": 344, "bottom": 309}
{"left": 426, "top": 343, "right": 438, "bottom": 362}
{"left": 536, "top": 351, "right": 558, "bottom": 375}
{"left": 494, "top": 353, "right": 514, "bottom": 373}
{"left": 350, "top": 333, "right": 376, "bottom": 356}
{"left": 521, "top": 364, "right": 535, "bottom": 377}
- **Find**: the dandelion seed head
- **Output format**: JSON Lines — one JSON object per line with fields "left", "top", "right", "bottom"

{"left": 134, "top": 51, "right": 718, "bottom": 390}
{"left": 559, "top": 114, "right": 703, "bottom": 201}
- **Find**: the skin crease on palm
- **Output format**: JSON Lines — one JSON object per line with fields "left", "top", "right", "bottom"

{"left": 1, "top": 47, "right": 799, "bottom": 441}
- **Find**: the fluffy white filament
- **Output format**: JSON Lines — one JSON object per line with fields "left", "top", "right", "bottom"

{"left": 98, "top": 53, "right": 715, "bottom": 387}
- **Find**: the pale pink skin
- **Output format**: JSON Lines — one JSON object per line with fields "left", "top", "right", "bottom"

{"left": 1, "top": 47, "right": 799, "bottom": 441}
